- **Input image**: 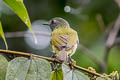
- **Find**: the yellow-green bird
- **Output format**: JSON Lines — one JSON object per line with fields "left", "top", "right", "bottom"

{"left": 46, "top": 17, "right": 79, "bottom": 62}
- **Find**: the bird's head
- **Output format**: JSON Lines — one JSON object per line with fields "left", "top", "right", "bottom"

{"left": 44, "top": 17, "right": 70, "bottom": 30}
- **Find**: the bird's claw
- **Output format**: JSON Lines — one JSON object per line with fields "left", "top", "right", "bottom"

{"left": 69, "top": 59, "right": 76, "bottom": 69}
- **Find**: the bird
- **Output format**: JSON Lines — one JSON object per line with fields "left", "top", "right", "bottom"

{"left": 45, "top": 17, "right": 79, "bottom": 63}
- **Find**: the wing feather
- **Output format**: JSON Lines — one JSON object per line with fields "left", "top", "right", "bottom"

{"left": 51, "top": 27, "right": 78, "bottom": 52}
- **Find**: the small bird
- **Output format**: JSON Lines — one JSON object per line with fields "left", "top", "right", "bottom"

{"left": 45, "top": 17, "right": 79, "bottom": 62}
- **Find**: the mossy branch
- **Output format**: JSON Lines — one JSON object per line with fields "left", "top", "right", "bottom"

{"left": 0, "top": 49, "right": 104, "bottom": 77}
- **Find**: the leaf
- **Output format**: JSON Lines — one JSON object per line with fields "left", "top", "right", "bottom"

{"left": 5, "top": 57, "right": 52, "bottom": 80}
{"left": 0, "top": 55, "right": 8, "bottom": 80}
{"left": 49, "top": 68, "right": 63, "bottom": 80}
{"left": 96, "top": 77, "right": 107, "bottom": 80}
{"left": 5, "top": 57, "right": 31, "bottom": 80}
{"left": 0, "top": 21, "right": 8, "bottom": 49}
{"left": 2, "top": 0, "right": 37, "bottom": 43}
{"left": 25, "top": 57, "right": 52, "bottom": 80}
{"left": 62, "top": 64, "right": 90, "bottom": 80}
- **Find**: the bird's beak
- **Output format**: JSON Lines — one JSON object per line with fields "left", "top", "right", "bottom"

{"left": 43, "top": 22, "right": 50, "bottom": 26}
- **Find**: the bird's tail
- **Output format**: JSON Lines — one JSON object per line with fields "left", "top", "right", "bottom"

{"left": 57, "top": 48, "right": 68, "bottom": 62}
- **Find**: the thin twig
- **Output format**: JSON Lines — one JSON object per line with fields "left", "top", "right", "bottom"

{"left": 78, "top": 44, "right": 106, "bottom": 73}
{"left": 0, "top": 49, "right": 54, "bottom": 62}
{"left": 4, "top": 31, "right": 50, "bottom": 38}
{"left": 105, "top": 16, "right": 120, "bottom": 47}
{"left": 104, "top": 22, "right": 114, "bottom": 38}
{"left": 104, "top": 15, "right": 120, "bottom": 71}
{"left": 96, "top": 14, "right": 105, "bottom": 31}
{"left": 0, "top": 49, "right": 104, "bottom": 77}
{"left": 73, "top": 64, "right": 103, "bottom": 77}
{"left": 113, "top": 37, "right": 120, "bottom": 46}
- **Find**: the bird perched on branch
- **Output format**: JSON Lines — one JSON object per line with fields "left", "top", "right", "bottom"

{"left": 44, "top": 17, "right": 79, "bottom": 63}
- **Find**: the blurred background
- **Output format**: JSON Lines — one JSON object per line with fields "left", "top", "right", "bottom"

{"left": 0, "top": 0, "right": 120, "bottom": 73}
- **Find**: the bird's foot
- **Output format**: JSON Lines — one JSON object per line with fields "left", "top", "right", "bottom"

{"left": 69, "top": 59, "right": 76, "bottom": 69}
{"left": 51, "top": 54, "right": 60, "bottom": 71}
{"left": 51, "top": 53, "right": 57, "bottom": 58}
{"left": 51, "top": 53, "right": 57, "bottom": 66}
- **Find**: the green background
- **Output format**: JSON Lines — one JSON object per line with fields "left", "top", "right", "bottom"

{"left": 0, "top": 0, "right": 120, "bottom": 73}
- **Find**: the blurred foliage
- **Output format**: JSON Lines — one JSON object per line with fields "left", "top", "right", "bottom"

{"left": 0, "top": 0, "right": 120, "bottom": 74}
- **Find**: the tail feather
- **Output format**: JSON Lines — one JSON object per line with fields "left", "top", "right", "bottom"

{"left": 57, "top": 49, "right": 67, "bottom": 62}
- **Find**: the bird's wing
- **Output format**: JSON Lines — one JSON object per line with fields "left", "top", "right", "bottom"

{"left": 51, "top": 28, "right": 78, "bottom": 51}
{"left": 51, "top": 35, "right": 68, "bottom": 51}
{"left": 66, "top": 33, "right": 78, "bottom": 50}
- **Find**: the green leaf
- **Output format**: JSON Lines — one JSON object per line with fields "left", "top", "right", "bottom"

{"left": 0, "top": 55, "right": 8, "bottom": 80}
{"left": 5, "top": 57, "right": 31, "bottom": 80}
{"left": 25, "top": 57, "right": 52, "bottom": 80}
{"left": 5, "top": 57, "right": 52, "bottom": 80}
{"left": 62, "top": 64, "right": 90, "bottom": 80}
{"left": 0, "top": 22, "right": 8, "bottom": 49}
{"left": 96, "top": 77, "right": 107, "bottom": 80}
{"left": 49, "top": 68, "right": 63, "bottom": 80}
{"left": 2, "top": 0, "right": 37, "bottom": 43}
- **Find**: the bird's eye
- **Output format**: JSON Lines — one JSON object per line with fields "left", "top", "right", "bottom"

{"left": 51, "top": 20, "right": 56, "bottom": 24}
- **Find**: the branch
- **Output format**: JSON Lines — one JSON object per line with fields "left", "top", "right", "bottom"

{"left": 78, "top": 44, "right": 106, "bottom": 73}
{"left": 96, "top": 14, "right": 105, "bottom": 31}
{"left": 4, "top": 31, "right": 50, "bottom": 38}
{"left": 0, "top": 49, "right": 104, "bottom": 77}
{"left": 104, "top": 15, "right": 120, "bottom": 71}
{"left": 113, "top": 37, "right": 120, "bottom": 47}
